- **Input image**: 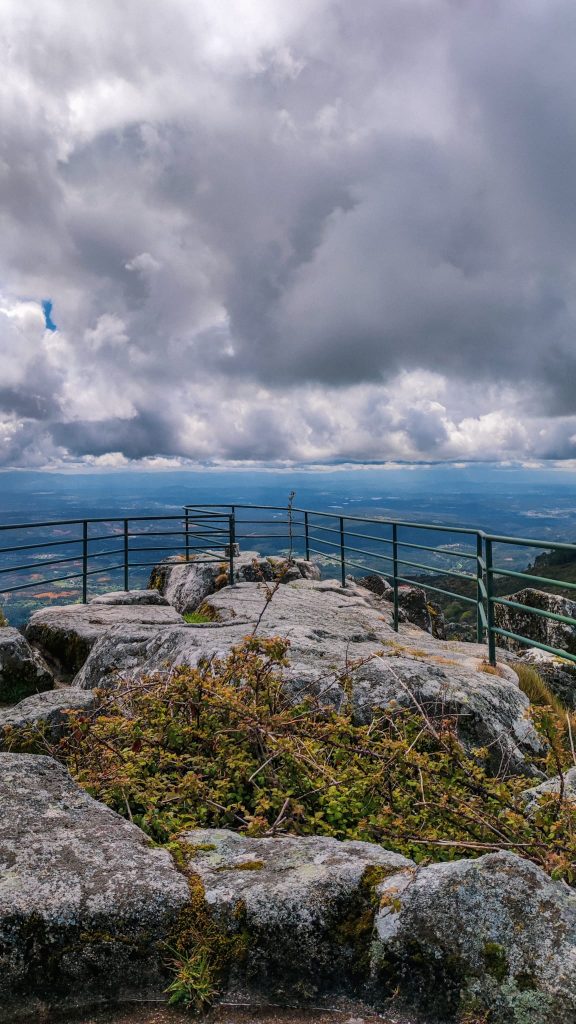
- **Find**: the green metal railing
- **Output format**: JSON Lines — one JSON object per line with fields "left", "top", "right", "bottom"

{"left": 0, "top": 501, "right": 575, "bottom": 668}
{"left": 185, "top": 504, "right": 576, "bottom": 667}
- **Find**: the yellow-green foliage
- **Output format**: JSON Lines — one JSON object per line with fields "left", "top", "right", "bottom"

{"left": 49, "top": 637, "right": 576, "bottom": 883}
{"left": 0, "top": 607, "right": 7, "bottom": 627}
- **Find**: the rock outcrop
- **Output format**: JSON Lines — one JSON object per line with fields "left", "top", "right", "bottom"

{"left": 0, "top": 754, "right": 189, "bottom": 1021}
{"left": 149, "top": 551, "right": 320, "bottom": 615}
{"left": 372, "top": 850, "right": 576, "bottom": 1023}
{"left": 493, "top": 588, "right": 576, "bottom": 656}
{"left": 182, "top": 828, "right": 412, "bottom": 1002}
{"left": 25, "top": 602, "right": 184, "bottom": 676}
{"left": 0, "top": 688, "right": 97, "bottom": 748}
{"left": 0, "top": 627, "right": 53, "bottom": 703}
{"left": 74, "top": 578, "right": 543, "bottom": 775}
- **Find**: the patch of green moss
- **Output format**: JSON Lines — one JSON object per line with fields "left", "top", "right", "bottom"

{"left": 483, "top": 941, "right": 508, "bottom": 982}
{"left": 216, "top": 859, "right": 264, "bottom": 871}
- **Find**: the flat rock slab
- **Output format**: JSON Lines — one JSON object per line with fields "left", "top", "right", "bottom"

{"left": 73, "top": 580, "right": 543, "bottom": 775}
{"left": 0, "top": 687, "right": 97, "bottom": 749}
{"left": 0, "top": 627, "right": 53, "bottom": 704}
{"left": 90, "top": 590, "right": 170, "bottom": 606}
{"left": 183, "top": 828, "right": 412, "bottom": 1002}
{"left": 25, "top": 603, "right": 184, "bottom": 676}
{"left": 373, "top": 850, "right": 576, "bottom": 1023}
{"left": 0, "top": 754, "right": 189, "bottom": 1021}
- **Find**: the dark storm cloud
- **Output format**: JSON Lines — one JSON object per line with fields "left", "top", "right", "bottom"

{"left": 1, "top": 0, "right": 576, "bottom": 467}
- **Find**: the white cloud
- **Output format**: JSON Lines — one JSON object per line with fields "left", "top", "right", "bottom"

{"left": 1, "top": 0, "right": 576, "bottom": 468}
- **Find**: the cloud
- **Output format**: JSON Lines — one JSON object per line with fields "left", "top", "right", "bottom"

{"left": 1, "top": 0, "right": 576, "bottom": 468}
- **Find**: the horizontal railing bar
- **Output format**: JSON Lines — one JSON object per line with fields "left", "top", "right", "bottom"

{"left": 478, "top": 604, "right": 488, "bottom": 629}
{"left": 127, "top": 558, "right": 222, "bottom": 569}
{"left": 491, "top": 596, "right": 576, "bottom": 629}
{"left": 395, "top": 574, "right": 478, "bottom": 604}
{"left": 0, "top": 537, "right": 82, "bottom": 556}
{"left": 338, "top": 528, "right": 394, "bottom": 546}
{"left": 486, "top": 534, "right": 576, "bottom": 553}
{"left": 185, "top": 504, "right": 482, "bottom": 535}
{"left": 126, "top": 544, "right": 224, "bottom": 553}
{"left": 341, "top": 556, "right": 392, "bottom": 576}
{"left": 235, "top": 533, "right": 304, "bottom": 542}
{"left": 0, "top": 553, "right": 83, "bottom": 575}
{"left": 490, "top": 627, "right": 576, "bottom": 665}
{"left": 396, "top": 540, "right": 477, "bottom": 560}
{"left": 0, "top": 515, "right": 192, "bottom": 531}
{"left": 478, "top": 578, "right": 488, "bottom": 600}
{"left": 488, "top": 567, "right": 576, "bottom": 592}
{"left": 394, "top": 556, "right": 476, "bottom": 581}
{"left": 0, "top": 571, "right": 86, "bottom": 592}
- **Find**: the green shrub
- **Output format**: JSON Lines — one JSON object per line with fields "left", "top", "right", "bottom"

{"left": 50, "top": 636, "right": 576, "bottom": 882}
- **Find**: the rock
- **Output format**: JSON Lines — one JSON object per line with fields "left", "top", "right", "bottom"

{"left": 182, "top": 828, "right": 412, "bottom": 1002}
{"left": 0, "top": 688, "right": 97, "bottom": 749}
{"left": 24, "top": 603, "right": 184, "bottom": 677}
{"left": 357, "top": 574, "right": 392, "bottom": 597}
{"left": 90, "top": 590, "right": 170, "bottom": 606}
{"left": 372, "top": 850, "right": 576, "bottom": 1023}
{"left": 519, "top": 647, "right": 576, "bottom": 708}
{"left": 0, "top": 627, "right": 54, "bottom": 704}
{"left": 149, "top": 551, "right": 320, "bottom": 615}
{"left": 522, "top": 767, "right": 576, "bottom": 814}
{"left": 493, "top": 588, "right": 576, "bottom": 656}
{"left": 358, "top": 579, "right": 447, "bottom": 639}
{"left": 74, "top": 579, "right": 543, "bottom": 775}
{"left": 0, "top": 753, "right": 189, "bottom": 1020}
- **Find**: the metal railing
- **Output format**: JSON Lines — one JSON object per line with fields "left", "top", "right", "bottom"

{"left": 185, "top": 504, "right": 576, "bottom": 667}
{"left": 0, "top": 509, "right": 233, "bottom": 620}
{"left": 0, "top": 501, "right": 575, "bottom": 667}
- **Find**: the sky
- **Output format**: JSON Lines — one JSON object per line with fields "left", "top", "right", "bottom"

{"left": 1, "top": 0, "right": 576, "bottom": 472}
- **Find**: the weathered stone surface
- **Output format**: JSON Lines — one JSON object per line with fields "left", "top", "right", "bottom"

{"left": 372, "top": 851, "right": 576, "bottom": 1023}
{"left": 0, "top": 627, "right": 53, "bottom": 704}
{"left": 74, "top": 579, "right": 543, "bottom": 775}
{"left": 90, "top": 590, "right": 170, "bottom": 606}
{"left": 25, "top": 603, "right": 184, "bottom": 676}
{"left": 494, "top": 588, "right": 576, "bottom": 655}
{"left": 0, "top": 754, "right": 190, "bottom": 1021}
{"left": 522, "top": 766, "right": 576, "bottom": 814}
{"left": 149, "top": 551, "right": 320, "bottom": 614}
{"left": 519, "top": 646, "right": 576, "bottom": 708}
{"left": 183, "top": 828, "right": 412, "bottom": 1002}
{"left": 0, "top": 688, "right": 97, "bottom": 748}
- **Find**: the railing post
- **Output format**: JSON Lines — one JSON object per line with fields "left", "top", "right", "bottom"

{"left": 392, "top": 523, "right": 399, "bottom": 632}
{"left": 123, "top": 519, "right": 129, "bottom": 592}
{"left": 339, "top": 517, "right": 346, "bottom": 587}
{"left": 185, "top": 508, "right": 190, "bottom": 562}
{"left": 476, "top": 533, "right": 483, "bottom": 644}
{"left": 304, "top": 511, "right": 310, "bottom": 561}
{"left": 82, "top": 521, "right": 88, "bottom": 603}
{"left": 485, "top": 537, "right": 496, "bottom": 666}
{"left": 229, "top": 513, "right": 236, "bottom": 585}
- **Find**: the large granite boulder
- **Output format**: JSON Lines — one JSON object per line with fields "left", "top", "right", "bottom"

{"left": 493, "top": 588, "right": 576, "bottom": 656}
{"left": 372, "top": 851, "right": 576, "bottom": 1023}
{"left": 149, "top": 551, "right": 320, "bottom": 615}
{"left": 0, "top": 628, "right": 53, "bottom": 704}
{"left": 74, "top": 579, "right": 543, "bottom": 776}
{"left": 182, "top": 828, "right": 412, "bottom": 1002}
{"left": 24, "top": 603, "right": 184, "bottom": 677}
{"left": 0, "top": 754, "right": 189, "bottom": 1021}
{"left": 0, "top": 688, "right": 98, "bottom": 749}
